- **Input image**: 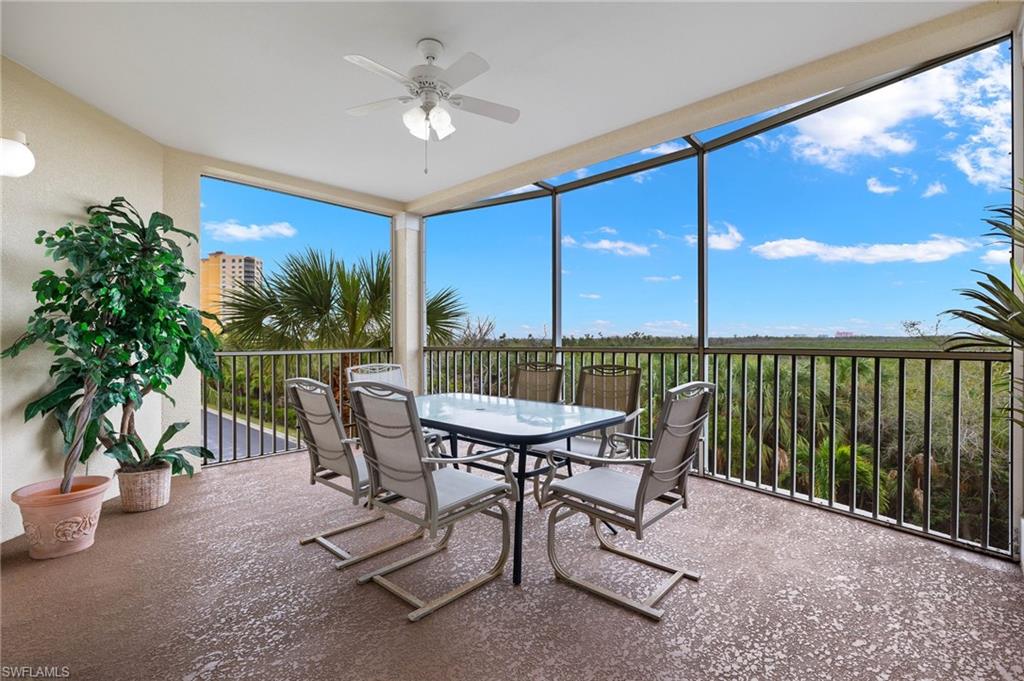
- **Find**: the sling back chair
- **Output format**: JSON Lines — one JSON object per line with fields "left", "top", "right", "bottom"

{"left": 287, "top": 378, "right": 427, "bottom": 570}
{"left": 530, "top": 364, "right": 643, "bottom": 505}
{"left": 466, "top": 361, "right": 563, "bottom": 460}
{"left": 348, "top": 380, "right": 518, "bottom": 622}
{"left": 346, "top": 362, "right": 448, "bottom": 442}
{"left": 541, "top": 381, "right": 714, "bottom": 621}
{"left": 509, "top": 361, "right": 563, "bottom": 402}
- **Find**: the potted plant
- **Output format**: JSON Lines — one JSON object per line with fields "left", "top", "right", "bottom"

{"left": 3, "top": 198, "right": 220, "bottom": 558}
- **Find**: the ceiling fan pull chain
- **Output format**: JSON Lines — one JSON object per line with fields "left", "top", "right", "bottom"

{"left": 424, "top": 120, "right": 429, "bottom": 174}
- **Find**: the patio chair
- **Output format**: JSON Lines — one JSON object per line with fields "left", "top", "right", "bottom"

{"left": 465, "top": 361, "right": 563, "bottom": 460}
{"left": 348, "top": 380, "right": 518, "bottom": 622}
{"left": 540, "top": 381, "right": 714, "bottom": 621}
{"left": 510, "top": 361, "right": 563, "bottom": 402}
{"left": 530, "top": 364, "right": 643, "bottom": 505}
{"left": 345, "top": 362, "right": 407, "bottom": 386}
{"left": 287, "top": 378, "right": 425, "bottom": 570}
{"left": 347, "top": 362, "right": 448, "bottom": 443}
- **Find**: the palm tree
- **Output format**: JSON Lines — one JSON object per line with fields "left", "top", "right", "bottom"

{"left": 220, "top": 248, "right": 465, "bottom": 349}
{"left": 219, "top": 248, "right": 465, "bottom": 413}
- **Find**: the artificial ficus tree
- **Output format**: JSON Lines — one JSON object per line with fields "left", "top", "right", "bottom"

{"left": 2, "top": 197, "right": 220, "bottom": 493}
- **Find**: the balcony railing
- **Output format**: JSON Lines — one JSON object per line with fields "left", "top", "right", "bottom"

{"left": 202, "top": 348, "right": 392, "bottom": 465}
{"left": 424, "top": 344, "right": 1017, "bottom": 560}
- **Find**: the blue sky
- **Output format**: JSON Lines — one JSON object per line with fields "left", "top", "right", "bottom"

{"left": 202, "top": 41, "right": 1012, "bottom": 341}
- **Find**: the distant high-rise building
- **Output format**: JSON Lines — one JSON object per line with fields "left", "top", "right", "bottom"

{"left": 199, "top": 251, "right": 263, "bottom": 331}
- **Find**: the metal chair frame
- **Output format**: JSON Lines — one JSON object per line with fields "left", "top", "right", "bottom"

{"left": 287, "top": 378, "right": 425, "bottom": 570}
{"left": 541, "top": 381, "right": 714, "bottom": 621}
{"left": 531, "top": 364, "right": 644, "bottom": 506}
{"left": 349, "top": 380, "right": 519, "bottom": 622}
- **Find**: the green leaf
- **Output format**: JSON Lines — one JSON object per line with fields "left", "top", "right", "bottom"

{"left": 104, "top": 441, "right": 139, "bottom": 466}
{"left": 154, "top": 421, "right": 189, "bottom": 454}
{"left": 24, "top": 376, "right": 82, "bottom": 421}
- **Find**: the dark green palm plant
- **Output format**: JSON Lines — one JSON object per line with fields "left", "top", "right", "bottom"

{"left": 221, "top": 248, "right": 465, "bottom": 349}
{"left": 1, "top": 198, "right": 220, "bottom": 492}
{"left": 946, "top": 196, "right": 1024, "bottom": 423}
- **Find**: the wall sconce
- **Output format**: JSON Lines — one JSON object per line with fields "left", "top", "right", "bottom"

{"left": 1, "top": 131, "right": 36, "bottom": 177}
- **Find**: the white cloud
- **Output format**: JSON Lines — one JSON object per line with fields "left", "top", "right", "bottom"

{"left": 980, "top": 248, "right": 1009, "bottom": 265}
{"left": 643, "top": 320, "right": 691, "bottom": 335}
{"left": 889, "top": 166, "right": 918, "bottom": 183}
{"left": 562, "top": 235, "right": 578, "bottom": 247}
{"left": 751, "top": 234, "right": 974, "bottom": 264}
{"left": 204, "top": 220, "right": 297, "bottom": 242}
{"left": 581, "top": 239, "right": 651, "bottom": 256}
{"left": 641, "top": 141, "right": 687, "bottom": 155}
{"left": 655, "top": 228, "right": 687, "bottom": 242}
{"left": 594, "top": 226, "right": 617, "bottom": 235}
{"left": 496, "top": 184, "right": 538, "bottom": 197}
{"left": 683, "top": 222, "right": 744, "bottom": 250}
{"left": 631, "top": 169, "right": 658, "bottom": 184}
{"left": 579, "top": 293, "right": 602, "bottom": 299}
{"left": 781, "top": 44, "right": 1010, "bottom": 189}
{"left": 643, "top": 275, "right": 683, "bottom": 282}
{"left": 922, "top": 181, "right": 947, "bottom": 198}
{"left": 574, "top": 168, "right": 590, "bottom": 180}
{"left": 866, "top": 177, "right": 899, "bottom": 194}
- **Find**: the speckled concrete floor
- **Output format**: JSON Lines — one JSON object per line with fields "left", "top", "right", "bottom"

{"left": 3, "top": 452, "right": 1022, "bottom": 681}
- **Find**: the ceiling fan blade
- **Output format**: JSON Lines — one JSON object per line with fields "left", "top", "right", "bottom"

{"left": 449, "top": 95, "right": 520, "bottom": 124}
{"left": 344, "top": 54, "right": 416, "bottom": 89}
{"left": 345, "top": 97, "right": 412, "bottom": 116}
{"left": 442, "top": 52, "right": 489, "bottom": 90}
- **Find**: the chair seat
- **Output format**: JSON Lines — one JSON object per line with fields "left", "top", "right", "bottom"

{"left": 318, "top": 455, "right": 369, "bottom": 488}
{"left": 433, "top": 468, "right": 509, "bottom": 512}
{"left": 550, "top": 467, "right": 640, "bottom": 515}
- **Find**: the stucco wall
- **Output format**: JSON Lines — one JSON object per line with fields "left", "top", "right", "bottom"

{"left": 0, "top": 59, "right": 166, "bottom": 541}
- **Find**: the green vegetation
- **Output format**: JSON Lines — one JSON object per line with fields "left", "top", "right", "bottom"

{"left": 2, "top": 198, "right": 219, "bottom": 490}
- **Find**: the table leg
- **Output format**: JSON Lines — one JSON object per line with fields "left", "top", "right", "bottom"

{"left": 512, "top": 442, "right": 528, "bottom": 586}
{"left": 449, "top": 432, "right": 459, "bottom": 468}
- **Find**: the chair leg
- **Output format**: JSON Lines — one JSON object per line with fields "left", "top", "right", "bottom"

{"left": 357, "top": 504, "right": 511, "bottom": 622}
{"left": 299, "top": 512, "right": 426, "bottom": 571}
{"left": 546, "top": 504, "right": 700, "bottom": 621}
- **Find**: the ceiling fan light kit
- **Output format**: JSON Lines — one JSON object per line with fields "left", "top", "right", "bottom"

{"left": 344, "top": 38, "right": 520, "bottom": 171}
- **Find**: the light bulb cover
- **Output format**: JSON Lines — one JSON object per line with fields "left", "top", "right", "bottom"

{"left": 402, "top": 106, "right": 430, "bottom": 141}
{"left": 429, "top": 106, "right": 456, "bottom": 140}
{"left": 0, "top": 131, "right": 35, "bottom": 178}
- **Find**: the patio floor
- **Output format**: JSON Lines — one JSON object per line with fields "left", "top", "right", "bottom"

{"left": 2, "top": 451, "right": 1023, "bottom": 681}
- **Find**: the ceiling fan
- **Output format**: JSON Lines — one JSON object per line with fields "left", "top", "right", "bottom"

{"left": 344, "top": 38, "right": 520, "bottom": 144}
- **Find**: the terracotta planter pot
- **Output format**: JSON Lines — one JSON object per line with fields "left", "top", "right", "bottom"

{"left": 10, "top": 476, "right": 112, "bottom": 560}
{"left": 117, "top": 464, "right": 171, "bottom": 513}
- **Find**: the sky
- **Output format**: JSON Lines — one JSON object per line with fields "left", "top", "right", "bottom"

{"left": 202, "top": 40, "right": 1013, "bottom": 341}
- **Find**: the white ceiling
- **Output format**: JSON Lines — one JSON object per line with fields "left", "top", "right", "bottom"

{"left": 2, "top": 2, "right": 973, "bottom": 203}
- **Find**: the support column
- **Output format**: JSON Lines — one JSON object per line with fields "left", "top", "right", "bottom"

{"left": 393, "top": 212, "right": 425, "bottom": 393}
{"left": 1011, "top": 19, "right": 1023, "bottom": 568}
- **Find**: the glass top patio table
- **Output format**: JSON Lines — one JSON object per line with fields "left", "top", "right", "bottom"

{"left": 414, "top": 392, "right": 625, "bottom": 445}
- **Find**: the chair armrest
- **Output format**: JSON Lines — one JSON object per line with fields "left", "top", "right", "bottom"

{"left": 623, "top": 407, "right": 645, "bottom": 424}
{"left": 543, "top": 449, "right": 650, "bottom": 468}
{"left": 421, "top": 446, "right": 512, "bottom": 465}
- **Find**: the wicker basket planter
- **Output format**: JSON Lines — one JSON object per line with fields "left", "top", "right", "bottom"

{"left": 117, "top": 464, "right": 171, "bottom": 513}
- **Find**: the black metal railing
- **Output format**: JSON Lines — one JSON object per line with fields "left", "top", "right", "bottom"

{"left": 202, "top": 348, "right": 392, "bottom": 465}
{"left": 424, "top": 345, "right": 1017, "bottom": 559}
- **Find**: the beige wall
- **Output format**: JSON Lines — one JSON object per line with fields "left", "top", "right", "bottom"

{"left": 0, "top": 60, "right": 405, "bottom": 542}
{"left": 1, "top": 59, "right": 166, "bottom": 541}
